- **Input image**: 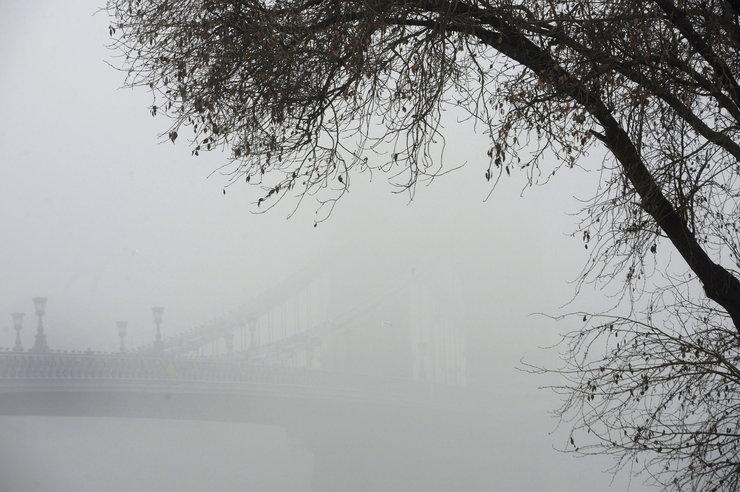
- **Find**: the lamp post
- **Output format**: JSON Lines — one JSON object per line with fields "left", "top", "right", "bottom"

{"left": 152, "top": 306, "right": 164, "bottom": 353}
{"left": 116, "top": 321, "right": 128, "bottom": 353}
{"left": 31, "top": 297, "right": 48, "bottom": 353}
{"left": 11, "top": 313, "right": 24, "bottom": 352}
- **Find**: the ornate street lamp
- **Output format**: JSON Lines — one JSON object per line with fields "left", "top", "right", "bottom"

{"left": 152, "top": 306, "right": 164, "bottom": 353}
{"left": 10, "top": 313, "right": 24, "bottom": 352}
{"left": 31, "top": 297, "right": 48, "bottom": 353}
{"left": 116, "top": 321, "right": 128, "bottom": 353}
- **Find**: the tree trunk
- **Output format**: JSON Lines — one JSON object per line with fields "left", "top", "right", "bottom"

{"left": 456, "top": 11, "right": 740, "bottom": 331}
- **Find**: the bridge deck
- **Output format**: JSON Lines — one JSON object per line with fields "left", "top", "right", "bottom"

{"left": 0, "top": 352, "right": 465, "bottom": 410}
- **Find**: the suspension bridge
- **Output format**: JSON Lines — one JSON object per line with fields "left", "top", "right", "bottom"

{"left": 1, "top": 259, "right": 476, "bottom": 489}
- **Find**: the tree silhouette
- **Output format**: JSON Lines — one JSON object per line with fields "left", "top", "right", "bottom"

{"left": 106, "top": 0, "right": 740, "bottom": 487}
{"left": 528, "top": 295, "right": 740, "bottom": 489}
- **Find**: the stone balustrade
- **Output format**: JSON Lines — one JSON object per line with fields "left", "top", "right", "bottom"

{"left": 0, "top": 352, "right": 463, "bottom": 407}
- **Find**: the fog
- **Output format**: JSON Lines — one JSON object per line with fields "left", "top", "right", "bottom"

{"left": 0, "top": 1, "right": 652, "bottom": 490}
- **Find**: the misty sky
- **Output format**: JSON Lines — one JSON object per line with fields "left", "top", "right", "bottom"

{"left": 0, "top": 1, "right": 654, "bottom": 490}
{"left": 0, "top": 0, "right": 592, "bottom": 352}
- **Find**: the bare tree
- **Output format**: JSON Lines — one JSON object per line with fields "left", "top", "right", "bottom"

{"left": 536, "top": 296, "right": 740, "bottom": 490}
{"left": 106, "top": 0, "right": 740, "bottom": 486}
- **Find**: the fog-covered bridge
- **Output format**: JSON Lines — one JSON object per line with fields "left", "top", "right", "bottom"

{"left": 2, "top": 258, "right": 477, "bottom": 490}
{"left": 0, "top": 351, "right": 463, "bottom": 422}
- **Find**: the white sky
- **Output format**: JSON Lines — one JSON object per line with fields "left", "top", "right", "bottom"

{"left": 0, "top": 0, "right": 595, "bottom": 352}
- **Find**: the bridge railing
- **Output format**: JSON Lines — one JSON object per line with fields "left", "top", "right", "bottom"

{"left": 0, "top": 352, "right": 465, "bottom": 406}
